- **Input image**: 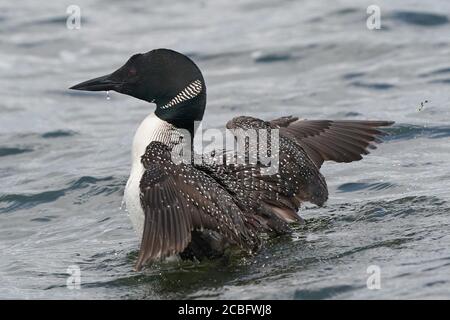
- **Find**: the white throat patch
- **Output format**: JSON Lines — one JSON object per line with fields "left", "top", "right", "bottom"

{"left": 161, "top": 80, "right": 202, "bottom": 109}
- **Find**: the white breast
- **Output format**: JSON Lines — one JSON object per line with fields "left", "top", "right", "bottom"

{"left": 123, "top": 113, "right": 175, "bottom": 238}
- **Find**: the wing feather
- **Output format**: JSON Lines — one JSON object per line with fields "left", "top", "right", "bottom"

{"left": 274, "top": 119, "right": 394, "bottom": 167}
{"left": 211, "top": 116, "right": 393, "bottom": 234}
{"left": 135, "top": 141, "right": 255, "bottom": 270}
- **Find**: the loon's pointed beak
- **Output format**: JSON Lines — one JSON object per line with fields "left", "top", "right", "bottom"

{"left": 69, "top": 74, "right": 123, "bottom": 91}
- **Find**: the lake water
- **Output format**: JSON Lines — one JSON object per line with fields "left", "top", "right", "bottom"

{"left": 1, "top": 0, "right": 450, "bottom": 299}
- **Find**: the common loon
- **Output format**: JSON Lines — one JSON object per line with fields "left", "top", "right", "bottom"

{"left": 70, "top": 48, "right": 394, "bottom": 270}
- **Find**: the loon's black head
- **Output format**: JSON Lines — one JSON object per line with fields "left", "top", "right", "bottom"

{"left": 70, "top": 49, "right": 206, "bottom": 129}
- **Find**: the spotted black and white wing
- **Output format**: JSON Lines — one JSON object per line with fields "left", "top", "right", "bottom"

{"left": 196, "top": 117, "right": 327, "bottom": 234}
{"left": 135, "top": 141, "right": 255, "bottom": 270}
{"left": 198, "top": 116, "right": 393, "bottom": 234}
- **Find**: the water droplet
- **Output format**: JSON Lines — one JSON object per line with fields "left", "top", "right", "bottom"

{"left": 106, "top": 90, "right": 111, "bottom": 100}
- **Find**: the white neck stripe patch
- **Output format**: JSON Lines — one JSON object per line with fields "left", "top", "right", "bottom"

{"left": 161, "top": 80, "right": 202, "bottom": 109}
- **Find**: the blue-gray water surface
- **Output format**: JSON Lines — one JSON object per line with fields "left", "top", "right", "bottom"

{"left": 1, "top": 0, "right": 450, "bottom": 299}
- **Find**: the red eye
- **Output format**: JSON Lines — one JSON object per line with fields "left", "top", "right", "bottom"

{"left": 128, "top": 68, "right": 137, "bottom": 76}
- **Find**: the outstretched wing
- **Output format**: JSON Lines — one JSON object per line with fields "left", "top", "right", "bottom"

{"left": 204, "top": 115, "right": 393, "bottom": 233}
{"left": 270, "top": 116, "right": 394, "bottom": 168}
{"left": 135, "top": 141, "right": 254, "bottom": 270}
{"left": 199, "top": 116, "right": 328, "bottom": 233}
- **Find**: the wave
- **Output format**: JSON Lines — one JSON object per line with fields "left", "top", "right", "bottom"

{"left": 350, "top": 81, "right": 395, "bottom": 90}
{"left": 0, "top": 176, "right": 120, "bottom": 213}
{"left": 294, "top": 284, "right": 357, "bottom": 299}
{"left": 337, "top": 181, "right": 397, "bottom": 193}
{"left": 0, "top": 147, "right": 33, "bottom": 157}
{"left": 383, "top": 124, "right": 450, "bottom": 141}
{"left": 41, "top": 130, "right": 77, "bottom": 139}
{"left": 390, "top": 11, "right": 449, "bottom": 27}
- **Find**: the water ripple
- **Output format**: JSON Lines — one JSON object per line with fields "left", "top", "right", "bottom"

{"left": 384, "top": 124, "right": 450, "bottom": 141}
{"left": 337, "top": 181, "right": 397, "bottom": 193}
{"left": 294, "top": 284, "right": 357, "bottom": 299}
{"left": 0, "top": 190, "right": 65, "bottom": 213}
{"left": 0, "top": 176, "right": 118, "bottom": 213}
{"left": 41, "top": 130, "right": 77, "bottom": 139}
{"left": 252, "top": 51, "right": 294, "bottom": 63}
{"left": 391, "top": 11, "right": 449, "bottom": 27}
{"left": 0, "top": 147, "right": 33, "bottom": 157}
{"left": 346, "top": 196, "right": 447, "bottom": 222}
{"left": 420, "top": 67, "right": 450, "bottom": 77}
{"left": 429, "top": 78, "right": 450, "bottom": 85}
{"left": 342, "top": 72, "right": 365, "bottom": 80}
{"left": 351, "top": 81, "right": 395, "bottom": 90}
